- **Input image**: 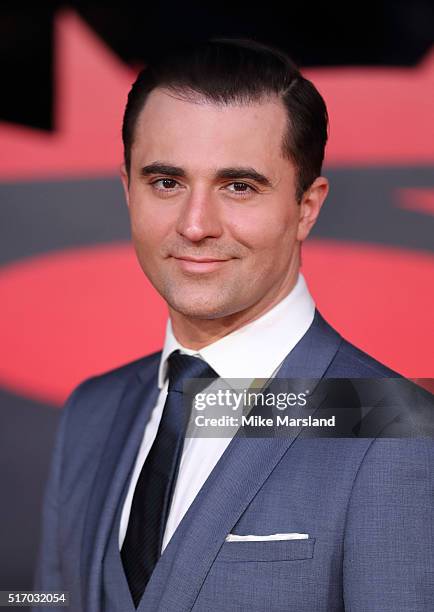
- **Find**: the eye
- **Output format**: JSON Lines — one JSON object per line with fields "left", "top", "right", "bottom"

{"left": 150, "top": 178, "right": 180, "bottom": 191}
{"left": 149, "top": 178, "right": 256, "bottom": 196}
{"left": 225, "top": 182, "right": 256, "bottom": 196}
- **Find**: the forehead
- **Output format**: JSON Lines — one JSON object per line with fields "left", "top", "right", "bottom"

{"left": 132, "top": 87, "right": 289, "bottom": 171}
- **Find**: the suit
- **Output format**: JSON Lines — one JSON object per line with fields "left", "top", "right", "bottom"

{"left": 33, "top": 308, "right": 434, "bottom": 611}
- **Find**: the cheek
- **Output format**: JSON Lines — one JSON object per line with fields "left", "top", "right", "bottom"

{"left": 129, "top": 198, "right": 173, "bottom": 250}
{"left": 228, "top": 204, "right": 297, "bottom": 253}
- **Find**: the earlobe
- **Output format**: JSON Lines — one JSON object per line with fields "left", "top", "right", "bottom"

{"left": 296, "top": 176, "right": 329, "bottom": 242}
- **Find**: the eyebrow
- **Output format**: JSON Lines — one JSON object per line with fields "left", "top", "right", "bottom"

{"left": 140, "top": 162, "right": 274, "bottom": 188}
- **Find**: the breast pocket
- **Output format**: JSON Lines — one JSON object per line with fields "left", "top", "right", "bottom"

{"left": 216, "top": 537, "right": 316, "bottom": 562}
{"left": 194, "top": 538, "right": 318, "bottom": 611}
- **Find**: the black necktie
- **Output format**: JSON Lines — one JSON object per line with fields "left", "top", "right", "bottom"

{"left": 121, "top": 350, "right": 218, "bottom": 608}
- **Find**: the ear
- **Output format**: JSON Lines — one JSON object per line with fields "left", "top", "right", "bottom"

{"left": 120, "top": 163, "right": 130, "bottom": 207}
{"left": 296, "top": 176, "right": 329, "bottom": 242}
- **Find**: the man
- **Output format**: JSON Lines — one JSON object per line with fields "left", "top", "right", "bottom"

{"left": 33, "top": 38, "right": 433, "bottom": 611}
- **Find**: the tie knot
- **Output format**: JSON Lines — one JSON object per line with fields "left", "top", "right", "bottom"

{"left": 167, "top": 350, "right": 218, "bottom": 393}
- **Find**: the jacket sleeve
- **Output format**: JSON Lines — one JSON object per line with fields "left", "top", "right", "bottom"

{"left": 343, "top": 438, "right": 434, "bottom": 611}
{"left": 31, "top": 381, "right": 89, "bottom": 609}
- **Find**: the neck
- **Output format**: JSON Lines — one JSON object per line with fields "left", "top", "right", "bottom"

{"left": 169, "top": 266, "right": 300, "bottom": 350}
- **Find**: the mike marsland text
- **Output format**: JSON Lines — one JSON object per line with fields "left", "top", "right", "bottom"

{"left": 194, "top": 414, "right": 336, "bottom": 427}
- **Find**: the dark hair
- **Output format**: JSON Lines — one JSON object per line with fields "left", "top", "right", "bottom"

{"left": 122, "top": 38, "right": 329, "bottom": 203}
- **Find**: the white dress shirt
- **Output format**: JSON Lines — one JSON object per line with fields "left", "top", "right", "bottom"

{"left": 119, "top": 272, "right": 316, "bottom": 551}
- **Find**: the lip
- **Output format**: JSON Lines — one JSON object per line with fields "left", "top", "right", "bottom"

{"left": 172, "top": 256, "right": 231, "bottom": 273}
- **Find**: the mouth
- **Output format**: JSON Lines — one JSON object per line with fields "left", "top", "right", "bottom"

{"left": 171, "top": 255, "right": 232, "bottom": 274}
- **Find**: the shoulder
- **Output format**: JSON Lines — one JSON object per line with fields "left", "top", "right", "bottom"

{"left": 319, "top": 315, "right": 434, "bottom": 437}
{"left": 320, "top": 314, "right": 402, "bottom": 378}
{"left": 71, "top": 349, "right": 161, "bottom": 396}
{"left": 50, "top": 351, "right": 162, "bottom": 498}
{"left": 60, "top": 350, "right": 162, "bottom": 428}
{"left": 308, "top": 309, "right": 401, "bottom": 378}
{"left": 330, "top": 337, "right": 402, "bottom": 377}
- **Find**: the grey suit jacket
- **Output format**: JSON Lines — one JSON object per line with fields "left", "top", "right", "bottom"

{"left": 33, "top": 308, "right": 434, "bottom": 611}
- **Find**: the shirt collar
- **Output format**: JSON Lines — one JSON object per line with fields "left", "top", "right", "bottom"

{"left": 157, "top": 272, "right": 315, "bottom": 389}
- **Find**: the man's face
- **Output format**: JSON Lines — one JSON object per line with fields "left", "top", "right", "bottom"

{"left": 122, "top": 87, "right": 326, "bottom": 321}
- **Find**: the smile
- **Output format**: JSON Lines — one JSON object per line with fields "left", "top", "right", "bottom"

{"left": 172, "top": 256, "right": 231, "bottom": 273}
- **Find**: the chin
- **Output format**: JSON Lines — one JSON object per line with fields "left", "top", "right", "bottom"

{"left": 166, "top": 291, "right": 238, "bottom": 320}
{"left": 170, "top": 301, "right": 226, "bottom": 320}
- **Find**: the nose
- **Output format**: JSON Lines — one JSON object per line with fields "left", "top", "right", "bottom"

{"left": 175, "top": 188, "right": 223, "bottom": 242}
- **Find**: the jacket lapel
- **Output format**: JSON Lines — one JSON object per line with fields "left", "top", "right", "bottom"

{"left": 80, "top": 362, "right": 160, "bottom": 612}
{"left": 138, "top": 308, "right": 343, "bottom": 611}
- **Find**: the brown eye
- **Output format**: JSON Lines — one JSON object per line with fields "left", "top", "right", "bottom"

{"left": 152, "top": 178, "right": 178, "bottom": 189}
{"left": 226, "top": 182, "right": 256, "bottom": 195}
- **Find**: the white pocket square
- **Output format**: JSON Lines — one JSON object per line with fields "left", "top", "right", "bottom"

{"left": 225, "top": 532, "right": 309, "bottom": 542}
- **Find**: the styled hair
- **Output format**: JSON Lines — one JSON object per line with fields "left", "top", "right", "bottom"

{"left": 122, "top": 37, "right": 329, "bottom": 203}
